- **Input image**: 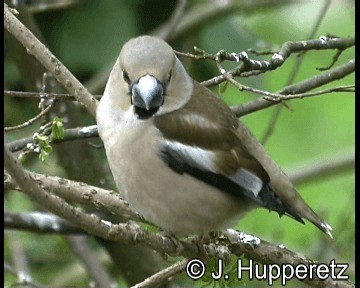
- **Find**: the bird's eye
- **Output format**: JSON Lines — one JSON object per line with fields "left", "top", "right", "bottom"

{"left": 122, "top": 70, "right": 130, "bottom": 83}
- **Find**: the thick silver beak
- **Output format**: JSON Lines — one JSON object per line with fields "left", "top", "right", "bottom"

{"left": 131, "top": 74, "right": 164, "bottom": 110}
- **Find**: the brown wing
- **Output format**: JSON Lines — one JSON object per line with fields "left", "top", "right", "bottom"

{"left": 154, "top": 81, "right": 269, "bottom": 182}
{"left": 155, "top": 81, "right": 311, "bottom": 224}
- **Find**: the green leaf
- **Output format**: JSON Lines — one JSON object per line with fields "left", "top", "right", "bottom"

{"left": 35, "top": 134, "right": 49, "bottom": 143}
{"left": 52, "top": 117, "right": 65, "bottom": 140}
{"left": 34, "top": 133, "right": 52, "bottom": 162}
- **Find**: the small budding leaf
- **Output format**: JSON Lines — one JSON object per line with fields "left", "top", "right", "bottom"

{"left": 39, "top": 147, "right": 51, "bottom": 162}
{"left": 34, "top": 134, "right": 52, "bottom": 161}
{"left": 52, "top": 117, "right": 65, "bottom": 139}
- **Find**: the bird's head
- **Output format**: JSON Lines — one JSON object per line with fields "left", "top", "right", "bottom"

{"left": 106, "top": 35, "right": 193, "bottom": 118}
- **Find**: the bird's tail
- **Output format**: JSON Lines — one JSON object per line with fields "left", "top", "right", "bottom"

{"left": 260, "top": 184, "right": 333, "bottom": 238}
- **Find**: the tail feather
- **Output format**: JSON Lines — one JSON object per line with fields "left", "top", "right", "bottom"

{"left": 259, "top": 184, "right": 332, "bottom": 238}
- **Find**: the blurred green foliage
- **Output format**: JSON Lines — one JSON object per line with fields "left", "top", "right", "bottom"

{"left": 4, "top": 0, "right": 354, "bottom": 287}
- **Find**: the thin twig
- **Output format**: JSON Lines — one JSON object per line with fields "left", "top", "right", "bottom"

{"left": 185, "top": 37, "right": 355, "bottom": 67}
{"left": 4, "top": 261, "right": 51, "bottom": 288}
{"left": 175, "top": 49, "right": 215, "bottom": 60}
{"left": 26, "top": 0, "right": 81, "bottom": 14}
{"left": 260, "top": 105, "right": 283, "bottom": 144}
{"left": 4, "top": 211, "right": 83, "bottom": 234}
{"left": 155, "top": 0, "right": 187, "bottom": 41}
{"left": 4, "top": 100, "right": 55, "bottom": 132}
{"left": 7, "top": 231, "right": 32, "bottom": 283}
{"left": 287, "top": 0, "right": 331, "bottom": 85}
{"left": 165, "top": 0, "right": 302, "bottom": 41}
{"left": 245, "top": 48, "right": 277, "bottom": 56}
{"left": 262, "top": 85, "right": 354, "bottom": 101}
{"left": 64, "top": 236, "right": 116, "bottom": 288}
{"left": 7, "top": 125, "right": 99, "bottom": 152}
{"left": 200, "top": 37, "right": 354, "bottom": 87}
{"left": 261, "top": 0, "right": 332, "bottom": 144}
{"left": 231, "top": 59, "right": 355, "bottom": 116}
{"left": 213, "top": 60, "right": 291, "bottom": 111}
{"left": 4, "top": 90, "right": 102, "bottom": 100}
{"left": 239, "top": 70, "right": 267, "bottom": 78}
{"left": 212, "top": 71, "right": 354, "bottom": 101}
{"left": 83, "top": 1, "right": 344, "bottom": 93}
{"left": 131, "top": 259, "right": 187, "bottom": 288}
{"left": 288, "top": 150, "right": 355, "bottom": 185}
{"left": 84, "top": 0, "right": 239, "bottom": 94}
{"left": 316, "top": 49, "right": 344, "bottom": 71}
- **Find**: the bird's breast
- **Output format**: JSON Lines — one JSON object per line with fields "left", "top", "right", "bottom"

{"left": 99, "top": 113, "right": 250, "bottom": 234}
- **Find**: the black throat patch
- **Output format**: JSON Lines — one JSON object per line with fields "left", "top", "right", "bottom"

{"left": 134, "top": 106, "right": 159, "bottom": 119}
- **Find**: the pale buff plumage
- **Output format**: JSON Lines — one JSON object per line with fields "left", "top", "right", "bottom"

{"left": 96, "top": 35, "right": 332, "bottom": 236}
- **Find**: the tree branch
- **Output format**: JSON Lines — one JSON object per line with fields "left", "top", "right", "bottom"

{"left": 261, "top": 85, "right": 354, "bottom": 101}
{"left": 7, "top": 125, "right": 99, "bottom": 152}
{"left": 4, "top": 169, "right": 141, "bottom": 223}
{"left": 6, "top": 143, "right": 347, "bottom": 287}
{"left": 4, "top": 2, "right": 354, "bottom": 287}
{"left": 4, "top": 143, "right": 355, "bottom": 287}
{"left": 5, "top": 148, "right": 354, "bottom": 234}
{"left": 131, "top": 259, "right": 187, "bottom": 288}
{"left": 64, "top": 235, "right": 116, "bottom": 288}
{"left": 225, "top": 229, "right": 354, "bottom": 288}
{"left": 5, "top": 99, "right": 55, "bottom": 132}
{"left": 285, "top": 0, "right": 331, "bottom": 85}
{"left": 4, "top": 90, "right": 102, "bottom": 101}
{"left": 4, "top": 210, "right": 354, "bottom": 287}
{"left": 198, "top": 37, "right": 354, "bottom": 87}
{"left": 153, "top": 0, "right": 188, "bottom": 41}
{"left": 6, "top": 231, "right": 32, "bottom": 284}
{"left": 4, "top": 261, "right": 51, "bottom": 288}
{"left": 5, "top": 141, "right": 158, "bottom": 247}
{"left": 232, "top": 59, "right": 355, "bottom": 116}
{"left": 4, "top": 211, "right": 83, "bottom": 234}
{"left": 83, "top": 0, "right": 301, "bottom": 93}
{"left": 165, "top": 0, "right": 301, "bottom": 41}
{"left": 317, "top": 48, "right": 344, "bottom": 71}
{"left": 5, "top": 147, "right": 354, "bottom": 234}
{"left": 288, "top": 150, "right": 355, "bottom": 186}
{"left": 261, "top": 0, "right": 331, "bottom": 144}
{"left": 4, "top": 3, "right": 98, "bottom": 116}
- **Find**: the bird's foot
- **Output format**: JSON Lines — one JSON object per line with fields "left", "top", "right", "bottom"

{"left": 191, "top": 235, "right": 210, "bottom": 262}
{"left": 158, "top": 231, "right": 183, "bottom": 259}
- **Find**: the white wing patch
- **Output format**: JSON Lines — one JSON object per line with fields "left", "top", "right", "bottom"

{"left": 161, "top": 140, "right": 264, "bottom": 196}
{"left": 229, "top": 169, "right": 264, "bottom": 196}
{"left": 162, "top": 140, "right": 217, "bottom": 172}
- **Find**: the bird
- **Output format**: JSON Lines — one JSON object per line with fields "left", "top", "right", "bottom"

{"left": 96, "top": 35, "right": 332, "bottom": 238}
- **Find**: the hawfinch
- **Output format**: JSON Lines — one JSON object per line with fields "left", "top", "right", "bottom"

{"left": 96, "top": 35, "right": 332, "bottom": 237}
